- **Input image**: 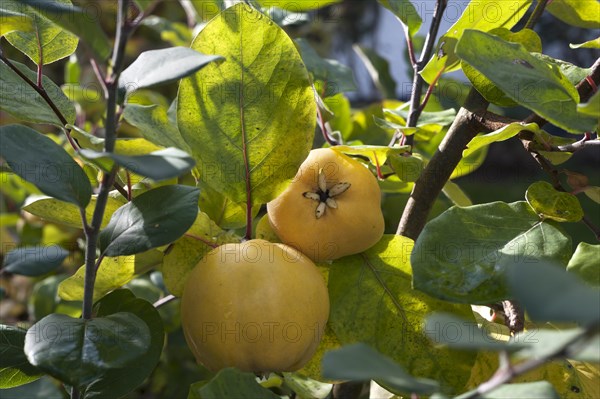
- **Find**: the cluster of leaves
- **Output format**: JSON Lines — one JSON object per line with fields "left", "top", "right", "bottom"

{"left": 0, "top": 0, "right": 599, "bottom": 398}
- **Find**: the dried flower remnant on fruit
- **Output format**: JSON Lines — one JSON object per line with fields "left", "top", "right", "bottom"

{"left": 303, "top": 168, "right": 351, "bottom": 218}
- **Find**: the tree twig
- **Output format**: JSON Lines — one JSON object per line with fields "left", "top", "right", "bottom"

{"left": 525, "top": 0, "right": 550, "bottom": 30}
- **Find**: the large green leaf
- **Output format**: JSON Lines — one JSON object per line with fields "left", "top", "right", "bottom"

{"left": 161, "top": 211, "right": 241, "bottom": 296}
{"left": 507, "top": 260, "right": 600, "bottom": 326}
{"left": 412, "top": 201, "right": 572, "bottom": 304}
{"left": 99, "top": 185, "right": 199, "bottom": 256}
{"left": 58, "top": 250, "right": 163, "bottom": 302}
{"left": 2, "top": 245, "right": 68, "bottom": 276}
{"left": 119, "top": 47, "right": 223, "bottom": 100}
{"left": 23, "top": 193, "right": 126, "bottom": 229}
{"left": 328, "top": 235, "right": 477, "bottom": 394}
{"left": 567, "top": 243, "right": 600, "bottom": 286}
{"left": 377, "top": 0, "right": 421, "bottom": 37}
{"left": 322, "top": 343, "right": 439, "bottom": 395}
{"left": 0, "top": 125, "right": 91, "bottom": 207}
{"left": 86, "top": 289, "right": 164, "bottom": 399}
{"left": 122, "top": 104, "right": 192, "bottom": 153}
{"left": 525, "top": 181, "right": 583, "bottom": 222}
{"left": 546, "top": 0, "right": 600, "bottom": 29}
{"left": 296, "top": 38, "right": 357, "bottom": 95}
{"left": 16, "top": 0, "right": 111, "bottom": 60}
{"left": 24, "top": 312, "right": 150, "bottom": 388}
{"left": 475, "top": 381, "right": 560, "bottom": 399}
{"left": 4, "top": 0, "right": 77, "bottom": 64}
{"left": 455, "top": 30, "right": 596, "bottom": 133}
{"left": 177, "top": 3, "right": 316, "bottom": 215}
{"left": 515, "top": 329, "right": 600, "bottom": 363}
{"left": 421, "top": 0, "right": 533, "bottom": 84}
{"left": 0, "top": 60, "right": 76, "bottom": 125}
{"left": 79, "top": 147, "right": 195, "bottom": 182}
{"left": 188, "top": 368, "right": 280, "bottom": 399}
{"left": 0, "top": 325, "right": 43, "bottom": 389}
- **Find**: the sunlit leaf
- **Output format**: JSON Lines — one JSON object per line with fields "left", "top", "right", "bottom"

{"left": 377, "top": 0, "right": 422, "bottom": 37}
{"left": 567, "top": 243, "right": 600, "bottom": 287}
{"left": 525, "top": 181, "right": 583, "bottom": 222}
{"left": 547, "top": 0, "right": 600, "bottom": 29}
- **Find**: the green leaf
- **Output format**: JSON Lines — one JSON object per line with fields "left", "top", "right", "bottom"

{"left": 530, "top": 53, "right": 592, "bottom": 87}
{"left": 332, "top": 144, "right": 410, "bottom": 167}
{"left": 354, "top": 45, "right": 397, "bottom": 99}
{"left": 2, "top": 245, "right": 68, "bottom": 276}
{"left": 525, "top": 181, "right": 584, "bottom": 222}
{"left": 323, "top": 343, "right": 439, "bottom": 395}
{"left": 547, "top": 0, "right": 600, "bottom": 29}
{"left": 441, "top": 180, "right": 472, "bottom": 207}
{"left": 189, "top": 368, "right": 280, "bottom": 399}
{"left": 24, "top": 312, "right": 150, "bottom": 388}
{"left": 0, "top": 325, "right": 43, "bottom": 389}
{"left": 421, "top": 0, "right": 533, "bottom": 84}
{"left": 197, "top": 180, "right": 258, "bottom": 229}
{"left": 424, "top": 313, "right": 526, "bottom": 352}
{"left": 462, "top": 28, "right": 542, "bottom": 106}
{"left": 16, "top": 0, "right": 111, "bottom": 60}
{"left": 377, "top": 0, "right": 422, "bottom": 37}
{"left": 79, "top": 147, "right": 195, "bottom": 181}
{"left": 23, "top": 193, "right": 126, "bottom": 229}
{"left": 256, "top": 0, "right": 340, "bottom": 11}
{"left": 141, "top": 16, "right": 192, "bottom": 47}
{"left": 412, "top": 201, "right": 572, "bottom": 304}
{"left": 0, "top": 8, "right": 33, "bottom": 37}
{"left": 296, "top": 38, "right": 357, "bottom": 95}
{"left": 161, "top": 211, "right": 241, "bottom": 296}
{"left": 567, "top": 243, "right": 600, "bottom": 286}
{"left": 178, "top": 4, "right": 316, "bottom": 213}
{"left": 514, "top": 329, "right": 600, "bottom": 363}
{"left": 385, "top": 107, "right": 457, "bottom": 127}
{"left": 328, "top": 235, "right": 477, "bottom": 393}
{"left": 0, "top": 60, "right": 76, "bottom": 125}
{"left": 58, "top": 250, "right": 163, "bottom": 302}
{"left": 388, "top": 153, "right": 424, "bottom": 183}
{"left": 30, "top": 274, "right": 81, "bottom": 320}
{"left": 455, "top": 30, "right": 596, "bottom": 133}
{"left": 507, "top": 259, "right": 600, "bottom": 326}
{"left": 99, "top": 185, "right": 199, "bottom": 256}
{"left": 584, "top": 186, "right": 600, "bottom": 204}
{"left": 471, "top": 381, "right": 559, "bottom": 399}
{"left": 570, "top": 37, "right": 600, "bottom": 49}
{"left": 0, "top": 377, "right": 63, "bottom": 398}
{"left": 119, "top": 47, "right": 223, "bottom": 100}
{"left": 463, "top": 123, "right": 539, "bottom": 158}
{"left": 123, "top": 104, "right": 192, "bottom": 153}
{"left": 86, "top": 289, "right": 164, "bottom": 399}
{"left": 4, "top": 0, "right": 77, "bottom": 64}
{"left": 0, "top": 125, "right": 91, "bottom": 207}
{"left": 578, "top": 91, "right": 600, "bottom": 118}
{"left": 281, "top": 373, "right": 332, "bottom": 399}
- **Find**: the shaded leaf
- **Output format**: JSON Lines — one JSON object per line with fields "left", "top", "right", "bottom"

{"left": 99, "top": 185, "right": 199, "bottom": 256}
{"left": 0, "top": 59, "right": 76, "bottom": 125}
{"left": 525, "top": 181, "right": 583, "bottom": 222}
{"left": 85, "top": 289, "right": 164, "bottom": 399}
{"left": 323, "top": 343, "right": 439, "bottom": 395}
{"left": 578, "top": 91, "right": 600, "bottom": 118}
{"left": 515, "top": 329, "right": 600, "bottom": 363}
{"left": 141, "top": 16, "right": 192, "bottom": 47}
{"left": 507, "top": 259, "right": 600, "bottom": 326}
{"left": 296, "top": 38, "right": 357, "bottom": 95}
{"left": 119, "top": 47, "right": 223, "bottom": 100}
{"left": 354, "top": 45, "right": 397, "bottom": 99}
{"left": 24, "top": 313, "right": 150, "bottom": 388}
{"left": 476, "top": 381, "right": 559, "bottom": 399}
{"left": 0, "top": 125, "right": 91, "bottom": 207}
{"left": 455, "top": 30, "right": 595, "bottom": 133}
{"left": 388, "top": 153, "right": 423, "bottom": 183}
{"left": 189, "top": 368, "right": 280, "bottom": 399}
{"left": 385, "top": 107, "right": 457, "bottom": 127}
{"left": 4, "top": 0, "right": 77, "bottom": 64}
{"left": 58, "top": 250, "right": 163, "bottom": 302}
{"left": 2, "top": 245, "right": 68, "bottom": 276}
{"left": 16, "top": 0, "right": 111, "bottom": 60}
{"left": 0, "top": 325, "right": 43, "bottom": 389}
{"left": 282, "top": 372, "right": 332, "bottom": 399}
{"left": 328, "top": 235, "right": 477, "bottom": 393}
{"left": 567, "top": 243, "right": 600, "bottom": 286}
{"left": 122, "top": 103, "right": 192, "bottom": 153}
{"left": 80, "top": 147, "right": 195, "bottom": 181}
{"left": 464, "top": 123, "right": 539, "bottom": 158}
{"left": 412, "top": 201, "right": 572, "bottom": 304}
{"left": 178, "top": 4, "right": 316, "bottom": 213}
{"left": 584, "top": 186, "right": 600, "bottom": 204}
